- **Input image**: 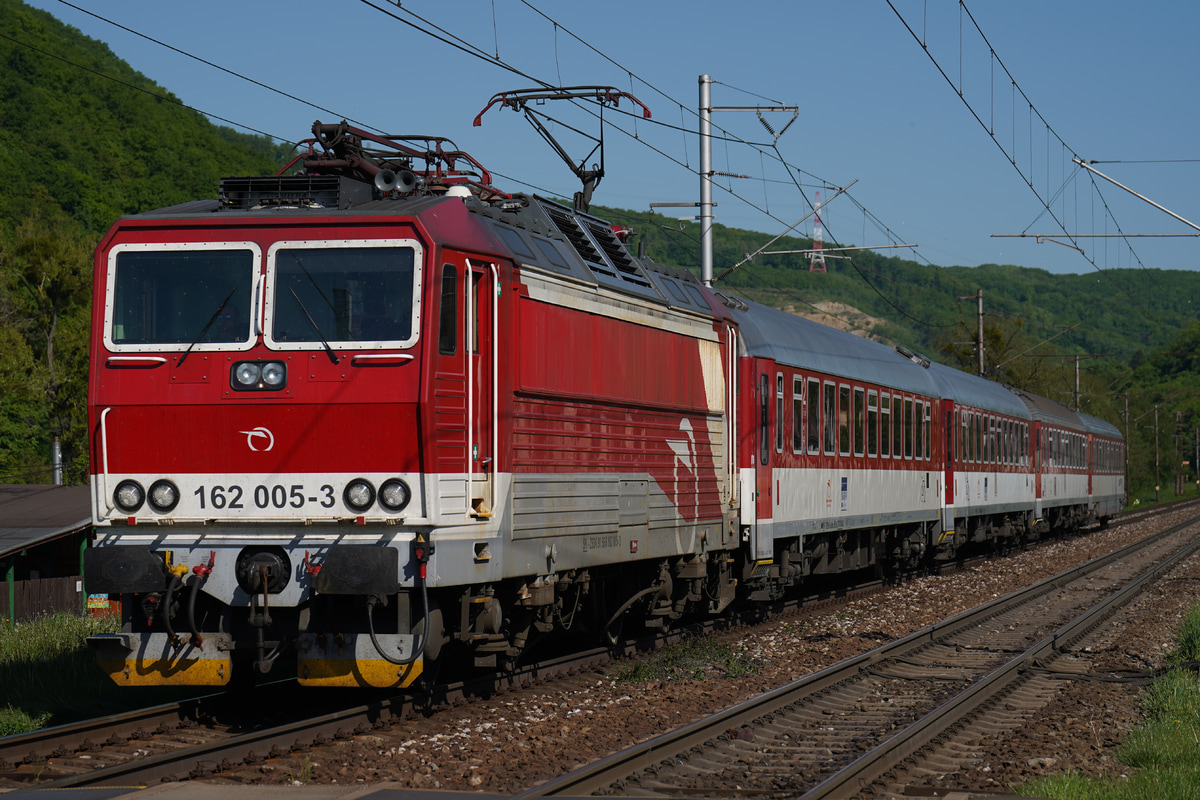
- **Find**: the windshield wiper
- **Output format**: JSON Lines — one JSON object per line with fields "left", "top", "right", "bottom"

{"left": 288, "top": 287, "right": 340, "bottom": 364}
{"left": 177, "top": 288, "right": 236, "bottom": 367}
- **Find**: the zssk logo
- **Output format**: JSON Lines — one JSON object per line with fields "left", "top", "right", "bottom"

{"left": 239, "top": 426, "right": 275, "bottom": 452}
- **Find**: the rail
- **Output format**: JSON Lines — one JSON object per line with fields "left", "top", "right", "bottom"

{"left": 508, "top": 512, "right": 1200, "bottom": 798}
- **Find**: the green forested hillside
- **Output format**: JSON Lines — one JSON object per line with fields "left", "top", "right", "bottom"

{"left": 0, "top": 0, "right": 285, "bottom": 483}
{"left": 598, "top": 205, "right": 1196, "bottom": 369}
{"left": 0, "top": 0, "right": 1194, "bottom": 502}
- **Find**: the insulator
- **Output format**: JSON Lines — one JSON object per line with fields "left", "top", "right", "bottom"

{"left": 757, "top": 113, "right": 776, "bottom": 136}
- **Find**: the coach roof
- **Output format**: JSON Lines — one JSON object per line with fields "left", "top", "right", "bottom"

{"left": 1079, "top": 411, "right": 1122, "bottom": 439}
{"left": 1008, "top": 387, "right": 1088, "bottom": 431}
{"left": 926, "top": 361, "right": 1032, "bottom": 419}
{"left": 726, "top": 297, "right": 939, "bottom": 397}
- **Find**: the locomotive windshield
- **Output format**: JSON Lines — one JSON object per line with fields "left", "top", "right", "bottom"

{"left": 268, "top": 243, "right": 419, "bottom": 347}
{"left": 108, "top": 247, "right": 256, "bottom": 346}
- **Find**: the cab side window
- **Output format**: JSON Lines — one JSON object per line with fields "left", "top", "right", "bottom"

{"left": 438, "top": 264, "right": 457, "bottom": 355}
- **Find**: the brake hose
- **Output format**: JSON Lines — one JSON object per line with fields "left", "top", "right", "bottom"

{"left": 365, "top": 574, "right": 430, "bottom": 666}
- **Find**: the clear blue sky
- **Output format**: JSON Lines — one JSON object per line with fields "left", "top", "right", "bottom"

{"left": 25, "top": 0, "right": 1200, "bottom": 276}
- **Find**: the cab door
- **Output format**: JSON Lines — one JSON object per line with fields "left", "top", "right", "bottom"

{"left": 429, "top": 256, "right": 495, "bottom": 519}
{"left": 466, "top": 259, "right": 497, "bottom": 517}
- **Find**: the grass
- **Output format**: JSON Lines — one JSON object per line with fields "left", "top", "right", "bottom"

{"left": 1017, "top": 604, "right": 1200, "bottom": 800}
{"left": 0, "top": 611, "right": 189, "bottom": 736}
{"left": 616, "top": 635, "right": 758, "bottom": 684}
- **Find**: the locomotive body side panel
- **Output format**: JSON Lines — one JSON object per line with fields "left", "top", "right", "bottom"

{"left": 505, "top": 269, "right": 730, "bottom": 574}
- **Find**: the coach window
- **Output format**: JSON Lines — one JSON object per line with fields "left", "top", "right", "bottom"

{"left": 792, "top": 376, "right": 804, "bottom": 454}
{"left": 913, "top": 399, "right": 923, "bottom": 459}
{"left": 962, "top": 412, "right": 969, "bottom": 463}
{"left": 903, "top": 397, "right": 913, "bottom": 459}
{"left": 808, "top": 377, "right": 821, "bottom": 454}
{"left": 839, "top": 385, "right": 852, "bottom": 456}
{"left": 776, "top": 374, "right": 785, "bottom": 454}
{"left": 963, "top": 411, "right": 971, "bottom": 464}
{"left": 823, "top": 382, "right": 836, "bottom": 455}
{"left": 811, "top": 379, "right": 820, "bottom": 453}
{"left": 979, "top": 416, "right": 986, "bottom": 464}
{"left": 880, "top": 393, "right": 891, "bottom": 458}
{"left": 853, "top": 388, "right": 865, "bottom": 457}
{"left": 892, "top": 394, "right": 903, "bottom": 458}
{"left": 921, "top": 401, "right": 930, "bottom": 460}
{"left": 958, "top": 411, "right": 965, "bottom": 464}
{"left": 867, "top": 391, "right": 878, "bottom": 457}
{"left": 438, "top": 264, "right": 458, "bottom": 355}
{"left": 968, "top": 411, "right": 975, "bottom": 464}
{"left": 921, "top": 401, "right": 931, "bottom": 460}
{"left": 760, "top": 374, "right": 770, "bottom": 466}
{"left": 964, "top": 412, "right": 974, "bottom": 462}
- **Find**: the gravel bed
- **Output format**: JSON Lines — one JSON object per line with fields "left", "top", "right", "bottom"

{"left": 219, "top": 509, "right": 1199, "bottom": 794}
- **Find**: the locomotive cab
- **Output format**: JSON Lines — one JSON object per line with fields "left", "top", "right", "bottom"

{"left": 84, "top": 129, "right": 505, "bottom": 687}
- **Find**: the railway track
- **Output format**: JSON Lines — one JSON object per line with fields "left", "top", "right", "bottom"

{"left": 0, "top": 644, "right": 625, "bottom": 790}
{"left": 507, "top": 512, "right": 1200, "bottom": 799}
{"left": 0, "top": 571, "right": 893, "bottom": 790}
{"left": 0, "top": 504, "right": 1185, "bottom": 793}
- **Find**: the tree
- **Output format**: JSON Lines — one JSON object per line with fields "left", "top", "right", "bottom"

{"left": 0, "top": 211, "right": 92, "bottom": 483}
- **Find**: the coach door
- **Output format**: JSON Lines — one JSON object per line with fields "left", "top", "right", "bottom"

{"left": 430, "top": 257, "right": 496, "bottom": 519}
{"left": 943, "top": 403, "right": 956, "bottom": 533}
{"left": 751, "top": 360, "right": 775, "bottom": 563}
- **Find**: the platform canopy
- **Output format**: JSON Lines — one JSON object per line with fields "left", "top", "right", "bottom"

{"left": 0, "top": 484, "right": 91, "bottom": 561}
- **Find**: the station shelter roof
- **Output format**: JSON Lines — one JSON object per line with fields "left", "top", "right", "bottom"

{"left": 0, "top": 484, "right": 91, "bottom": 561}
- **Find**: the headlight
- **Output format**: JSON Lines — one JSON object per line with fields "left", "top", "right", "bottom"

{"left": 231, "top": 361, "right": 287, "bottom": 391}
{"left": 148, "top": 479, "right": 180, "bottom": 512}
{"left": 261, "top": 362, "right": 286, "bottom": 386}
{"left": 234, "top": 362, "right": 261, "bottom": 385}
{"left": 379, "top": 479, "right": 411, "bottom": 512}
{"left": 343, "top": 479, "right": 376, "bottom": 512}
{"left": 114, "top": 480, "right": 145, "bottom": 513}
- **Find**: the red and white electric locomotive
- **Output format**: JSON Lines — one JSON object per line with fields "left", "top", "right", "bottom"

{"left": 84, "top": 117, "right": 1124, "bottom": 689}
{"left": 85, "top": 121, "right": 738, "bottom": 687}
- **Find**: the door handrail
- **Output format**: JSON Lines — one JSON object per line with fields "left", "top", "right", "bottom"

{"left": 99, "top": 407, "right": 113, "bottom": 512}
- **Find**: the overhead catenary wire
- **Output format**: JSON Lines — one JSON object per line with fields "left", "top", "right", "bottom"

{"left": 885, "top": 0, "right": 1170, "bottom": 337}
{"left": 27, "top": 0, "right": 1116, "bottom": 351}
{"left": 40, "top": 0, "right": 959, "bottom": 324}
